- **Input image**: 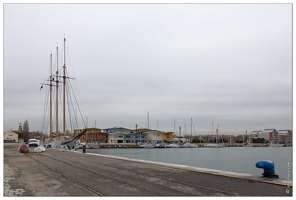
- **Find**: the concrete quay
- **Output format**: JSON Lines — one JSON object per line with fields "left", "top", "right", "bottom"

{"left": 4, "top": 143, "right": 292, "bottom": 196}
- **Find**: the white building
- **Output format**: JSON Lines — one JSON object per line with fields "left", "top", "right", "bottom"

{"left": 278, "top": 129, "right": 292, "bottom": 145}
{"left": 4, "top": 130, "right": 19, "bottom": 143}
{"left": 260, "top": 129, "right": 279, "bottom": 144}
{"left": 102, "top": 127, "right": 131, "bottom": 134}
{"left": 145, "top": 130, "right": 163, "bottom": 143}
{"left": 108, "top": 132, "right": 124, "bottom": 143}
{"left": 248, "top": 131, "right": 262, "bottom": 142}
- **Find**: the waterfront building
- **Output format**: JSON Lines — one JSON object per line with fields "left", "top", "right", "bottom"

{"left": 124, "top": 132, "right": 147, "bottom": 144}
{"left": 108, "top": 132, "right": 125, "bottom": 143}
{"left": 278, "top": 129, "right": 292, "bottom": 145}
{"left": 248, "top": 131, "right": 262, "bottom": 142}
{"left": 123, "top": 132, "right": 136, "bottom": 143}
{"left": 4, "top": 130, "right": 19, "bottom": 143}
{"left": 163, "top": 132, "right": 174, "bottom": 142}
{"left": 260, "top": 129, "right": 279, "bottom": 144}
{"left": 173, "top": 136, "right": 186, "bottom": 143}
{"left": 101, "top": 127, "right": 131, "bottom": 134}
{"left": 136, "top": 128, "right": 151, "bottom": 134}
{"left": 75, "top": 128, "right": 108, "bottom": 143}
{"left": 145, "top": 130, "right": 163, "bottom": 143}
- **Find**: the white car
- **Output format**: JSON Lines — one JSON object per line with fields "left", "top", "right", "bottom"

{"left": 28, "top": 139, "right": 39, "bottom": 147}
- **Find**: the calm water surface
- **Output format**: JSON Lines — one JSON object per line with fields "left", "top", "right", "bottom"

{"left": 78, "top": 147, "right": 293, "bottom": 180}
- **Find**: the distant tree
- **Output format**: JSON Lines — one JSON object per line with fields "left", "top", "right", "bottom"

{"left": 22, "top": 119, "right": 29, "bottom": 141}
{"left": 192, "top": 138, "right": 204, "bottom": 143}
{"left": 16, "top": 130, "right": 24, "bottom": 139}
{"left": 252, "top": 138, "right": 266, "bottom": 143}
{"left": 219, "top": 138, "right": 228, "bottom": 143}
{"left": 236, "top": 135, "right": 243, "bottom": 143}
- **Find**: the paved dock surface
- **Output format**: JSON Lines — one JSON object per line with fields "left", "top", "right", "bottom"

{"left": 4, "top": 143, "right": 292, "bottom": 196}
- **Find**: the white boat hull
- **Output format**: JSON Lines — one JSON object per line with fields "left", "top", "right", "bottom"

{"left": 34, "top": 146, "right": 46, "bottom": 153}
{"left": 184, "top": 143, "right": 199, "bottom": 148}
{"left": 166, "top": 144, "right": 180, "bottom": 148}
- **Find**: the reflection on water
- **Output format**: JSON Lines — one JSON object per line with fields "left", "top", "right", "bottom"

{"left": 79, "top": 147, "right": 293, "bottom": 180}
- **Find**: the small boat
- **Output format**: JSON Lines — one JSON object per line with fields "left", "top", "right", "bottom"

{"left": 59, "top": 146, "right": 68, "bottom": 152}
{"left": 88, "top": 143, "right": 100, "bottom": 149}
{"left": 183, "top": 143, "right": 199, "bottom": 148}
{"left": 154, "top": 143, "right": 166, "bottom": 148}
{"left": 140, "top": 143, "right": 155, "bottom": 148}
{"left": 246, "top": 142, "right": 254, "bottom": 147}
{"left": 204, "top": 143, "right": 224, "bottom": 148}
{"left": 34, "top": 146, "right": 46, "bottom": 153}
{"left": 166, "top": 143, "right": 180, "bottom": 148}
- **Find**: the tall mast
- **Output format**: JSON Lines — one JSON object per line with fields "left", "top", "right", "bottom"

{"left": 216, "top": 123, "right": 219, "bottom": 143}
{"left": 56, "top": 46, "right": 59, "bottom": 138}
{"left": 174, "top": 117, "right": 176, "bottom": 135}
{"left": 63, "top": 37, "right": 66, "bottom": 134}
{"left": 50, "top": 52, "right": 53, "bottom": 138}
{"left": 147, "top": 112, "right": 149, "bottom": 129}
{"left": 191, "top": 118, "right": 192, "bottom": 143}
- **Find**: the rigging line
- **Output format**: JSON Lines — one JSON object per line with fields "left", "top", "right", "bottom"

{"left": 66, "top": 84, "right": 75, "bottom": 132}
{"left": 192, "top": 121, "right": 197, "bottom": 137}
{"left": 40, "top": 56, "right": 51, "bottom": 87}
{"left": 67, "top": 75, "right": 86, "bottom": 128}
{"left": 44, "top": 87, "right": 50, "bottom": 135}
{"left": 65, "top": 75, "right": 76, "bottom": 130}
{"left": 72, "top": 75, "right": 85, "bottom": 124}
{"left": 65, "top": 43, "right": 85, "bottom": 127}
{"left": 40, "top": 85, "right": 46, "bottom": 133}
{"left": 52, "top": 85, "right": 56, "bottom": 132}
{"left": 66, "top": 41, "right": 76, "bottom": 79}
{"left": 71, "top": 79, "right": 86, "bottom": 127}
{"left": 58, "top": 50, "right": 64, "bottom": 73}
{"left": 41, "top": 86, "right": 49, "bottom": 134}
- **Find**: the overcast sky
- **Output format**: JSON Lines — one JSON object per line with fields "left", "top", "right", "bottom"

{"left": 3, "top": 3, "right": 293, "bottom": 135}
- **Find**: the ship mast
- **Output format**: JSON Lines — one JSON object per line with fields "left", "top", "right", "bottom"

{"left": 63, "top": 37, "right": 66, "bottom": 134}
{"left": 191, "top": 117, "right": 192, "bottom": 143}
{"left": 56, "top": 46, "right": 59, "bottom": 139}
{"left": 50, "top": 52, "right": 53, "bottom": 138}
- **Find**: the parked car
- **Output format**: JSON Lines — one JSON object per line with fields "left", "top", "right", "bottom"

{"left": 28, "top": 139, "right": 39, "bottom": 147}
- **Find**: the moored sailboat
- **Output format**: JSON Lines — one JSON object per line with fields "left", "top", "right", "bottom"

{"left": 41, "top": 37, "right": 87, "bottom": 150}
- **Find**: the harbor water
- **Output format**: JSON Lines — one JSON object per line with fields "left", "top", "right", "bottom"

{"left": 77, "top": 146, "right": 293, "bottom": 180}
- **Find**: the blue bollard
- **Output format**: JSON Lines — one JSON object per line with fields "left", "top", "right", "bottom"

{"left": 256, "top": 160, "right": 279, "bottom": 178}
{"left": 83, "top": 144, "right": 86, "bottom": 153}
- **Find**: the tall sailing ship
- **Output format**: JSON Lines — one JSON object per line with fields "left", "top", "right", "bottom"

{"left": 40, "top": 37, "right": 87, "bottom": 150}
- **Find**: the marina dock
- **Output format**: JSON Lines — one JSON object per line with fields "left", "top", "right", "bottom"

{"left": 4, "top": 143, "right": 292, "bottom": 196}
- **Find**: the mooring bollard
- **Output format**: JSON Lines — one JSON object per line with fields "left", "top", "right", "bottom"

{"left": 83, "top": 144, "right": 86, "bottom": 153}
{"left": 256, "top": 160, "right": 279, "bottom": 178}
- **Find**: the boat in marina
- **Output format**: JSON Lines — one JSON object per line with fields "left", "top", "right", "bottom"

{"left": 203, "top": 143, "right": 224, "bottom": 148}
{"left": 154, "top": 143, "right": 166, "bottom": 148}
{"left": 246, "top": 142, "right": 254, "bottom": 147}
{"left": 166, "top": 143, "right": 180, "bottom": 148}
{"left": 139, "top": 143, "right": 155, "bottom": 148}
{"left": 88, "top": 143, "right": 100, "bottom": 149}
{"left": 183, "top": 143, "right": 199, "bottom": 148}
{"left": 41, "top": 37, "right": 87, "bottom": 150}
